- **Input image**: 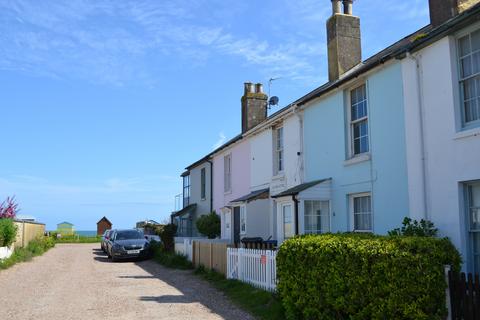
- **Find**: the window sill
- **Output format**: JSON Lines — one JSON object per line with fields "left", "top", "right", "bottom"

{"left": 344, "top": 153, "right": 371, "bottom": 166}
{"left": 272, "top": 173, "right": 285, "bottom": 180}
{"left": 224, "top": 190, "right": 232, "bottom": 195}
{"left": 454, "top": 127, "right": 480, "bottom": 140}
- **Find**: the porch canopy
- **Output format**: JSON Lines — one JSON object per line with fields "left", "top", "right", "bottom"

{"left": 271, "top": 179, "right": 331, "bottom": 199}
{"left": 229, "top": 188, "right": 270, "bottom": 205}
{"left": 171, "top": 203, "right": 197, "bottom": 218}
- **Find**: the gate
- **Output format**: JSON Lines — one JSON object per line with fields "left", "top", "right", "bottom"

{"left": 449, "top": 270, "right": 480, "bottom": 319}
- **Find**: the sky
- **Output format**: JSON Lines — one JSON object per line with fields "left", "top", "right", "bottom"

{"left": 0, "top": 0, "right": 430, "bottom": 230}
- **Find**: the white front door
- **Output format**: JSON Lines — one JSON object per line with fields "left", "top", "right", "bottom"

{"left": 277, "top": 201, "right": 294, "bottom": 243}
{"left": 223, "top": 210, "right": 232, "bottom": 240}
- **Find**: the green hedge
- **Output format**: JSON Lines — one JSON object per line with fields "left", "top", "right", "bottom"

{"left": 0, "top": 218, "right": 17, "bottom": 247}
{"left": 277, "top": 234, "right": 461, "bottom": 320}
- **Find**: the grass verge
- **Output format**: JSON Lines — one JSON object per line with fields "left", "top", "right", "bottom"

{"left": 0, "top": 236, "right": 55, "bottom": 270}
{"left": 151, "top": 244, "right": 285, "bottom": 320}
{"left": 194, "top": 266, "right": 285, "bottom": 320}
{"left": 152, "top": 242, "right": 193, "bottom": 269}
{"left": 54, "top": 235, "right": 101, "bottom": 243}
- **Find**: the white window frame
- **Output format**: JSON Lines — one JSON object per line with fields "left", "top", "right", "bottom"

{"left": 347, "top": 83, "right": 370, "bottom": 158}
{"left": 274, "top": 126, "right": 284, "bottom": 175}
{"left": 224, "top": 154, "right": 232, "bottom": 193}
{"left": 303, "top": 199, "right": 331, "bottom": 234}
{"left": 349, "top": 192, "right": 372, "bottom": 232}
{"left": 239, "top": 205, "right": 246, "bottom": 235}
{"left": 456, "top": 26, "right": 480, "bottom": 129}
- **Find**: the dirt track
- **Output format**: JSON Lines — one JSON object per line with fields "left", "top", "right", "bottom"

{"left": 0, "top": 243, "right": 254, "bottom": 320}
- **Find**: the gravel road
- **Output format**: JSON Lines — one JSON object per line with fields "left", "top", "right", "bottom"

{"left": 0, "top": 243, "right": 255, "bottom": 320}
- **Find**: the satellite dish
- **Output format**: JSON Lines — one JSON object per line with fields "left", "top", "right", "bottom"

{"left": 269, "top": 96, "right": 279, "bottom": 106}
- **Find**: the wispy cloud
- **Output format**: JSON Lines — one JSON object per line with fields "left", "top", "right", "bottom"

{"left": 0, "top": 0, "right": 325, "bottom": 86}
{"left": 212, "top": 132, "right": 227, "bottom": 150}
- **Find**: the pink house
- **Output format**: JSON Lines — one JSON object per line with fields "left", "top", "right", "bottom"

{"left": 212, "top": 137, "right": 251, "bottom": 241}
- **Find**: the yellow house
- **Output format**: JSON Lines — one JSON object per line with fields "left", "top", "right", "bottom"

{"left": 56, "top": 222, "right": 75, "bottom": 235}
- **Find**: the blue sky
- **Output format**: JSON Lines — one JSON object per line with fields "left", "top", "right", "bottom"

{"left": 0, "top": 0, "right": 430, "bottom": 230}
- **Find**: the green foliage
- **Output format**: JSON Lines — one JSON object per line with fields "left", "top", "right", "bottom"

{"left": 195, "top": 266, "right": 286, "bottom": 320}
{"left": 0, "top": 218, "right": 18, "bottom": 247}
{"left": 388, "top": 217, "right": 438, "bottom": 237}
{"left": 276, "top": 233, "right": 461, "bottom": 320}
{"left": 0, "top": 236, "right": 55, "bottom": 270}
{"left": 151, "top": 241, "right": 192, "bottom": 269}
{"left": 53, "top": 234, "right": 101, "bottom": 243}
{"left": 159, "top": 223, "right": 177, "bottom": 252}
{"left": 196, "top": 211, "right": 221, "bottom": 239}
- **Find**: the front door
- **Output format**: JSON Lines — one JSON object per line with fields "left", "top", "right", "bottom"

{"left": 234, "top": 206, "right": 240, "bottom": 244}
{"left": 467, "top": 182, "right": 480, "bottom": 274}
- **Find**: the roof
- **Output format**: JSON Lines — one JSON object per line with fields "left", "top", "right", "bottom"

{"left": 57, "top": 221, "right": 74, "bottom": 226}
{"left": 181, "top": 3, "right": 480, "bottom": 173}
{"left": 271, "top": 179, "right": 331, "bottom": 198}
{"left": 170, "top": 203, "right": 197, "bottom": 218}
{"left": 295, "top": 3, "right": 480, "bottom": 107}
{"left": 184, "top": 134, "right": 242, "bottom": 170}
{"left": 97, "top": 216, "right": 112, "bottom": 225}
{"left": 230, "top": 188, "right": 270, "bottom": 204}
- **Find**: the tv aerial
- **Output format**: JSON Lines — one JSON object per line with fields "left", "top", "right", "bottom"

{"left": 268, "top": 77, "right": 281, "bottom": 109}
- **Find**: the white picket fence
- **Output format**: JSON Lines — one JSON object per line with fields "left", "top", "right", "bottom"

{"left": 227, "top": 247, "right": 277, "bottom": 292}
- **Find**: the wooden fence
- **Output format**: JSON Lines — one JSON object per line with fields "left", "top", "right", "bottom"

{"left": 14, "top": 220, "right": 45, "bottom": 248}
{"left": 191, "top": 240, "right": 228, "bottom": 276}
{"left": 227, "top": 247, "right": 277, "bottom": 292}
{"left": 449, "top": 270, "right": 480, "bottom": 319}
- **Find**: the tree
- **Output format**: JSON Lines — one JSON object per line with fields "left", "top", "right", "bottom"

{"left": 196, "top": 211, "right": 221, "bottom": 239}
{"left": 159, "top": 223, "right": 177, "bottom": 252}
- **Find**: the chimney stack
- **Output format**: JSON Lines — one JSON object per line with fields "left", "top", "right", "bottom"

{"left": 429, "top": 0, "right": 480, "bottom": 27}
{"left": 241, "top": 82, "right": 268, "bottom": 133}
{"left": 327, "top": 0, "right": 362, "bottom": 82}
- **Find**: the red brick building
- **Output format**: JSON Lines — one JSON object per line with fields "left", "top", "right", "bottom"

{"left": 96, "top": 216, "right": 112, "bottom": 235}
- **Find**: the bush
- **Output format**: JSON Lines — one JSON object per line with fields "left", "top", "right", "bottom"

{"left": 159, "top": 223, "right": 177, "bottom": 252}
{"left": 196, "top": 211, "right": 221, "bottom": 239}
{"left": 0, "top": 236, "right": 55, "bottom": 270}
{"left": 277, "top": 233, "right": 461, "bottom": 320}
{"left": 388, "top": 217, "right": 438, "bottom": 237}
{"left": 151, "top": 241, "right": 192, "bottom": 269}
{"left": 0, "top": 218, "right": 17, "bottom": 247}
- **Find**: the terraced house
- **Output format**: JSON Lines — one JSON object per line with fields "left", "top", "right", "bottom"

{"left": 173, "top": 0, "right": 480, "bottom": 273}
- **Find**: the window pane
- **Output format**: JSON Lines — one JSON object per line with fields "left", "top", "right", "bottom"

{"left": 462, "top": 56, "right": 473, "bottom": 78}
{"left": 473, "top": 52, "right": 480, "bottom": 74}
{"left": 460, "top": 35, "right": 471, "bottom": 56}
{"left": 353, "top": 195, "right": 372, "bottom": 231}
{"left": 472, "top": 30, "right": 480, "bottom": 52}
{"left": 283, "top": 205, "right": 293, "bottom": 238}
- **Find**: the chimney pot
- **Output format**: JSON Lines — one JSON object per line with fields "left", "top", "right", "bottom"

{"left": 331, "top": 0, "right": 341, "bottom": 14}
{"left": 255, "top": 83, "right": 263, "bottom": 93}
{"left": 343, "top": 0, "right": 353, "bottom": 15}
{"left": 244, "top": 82, "right": 254, "bottom": 94}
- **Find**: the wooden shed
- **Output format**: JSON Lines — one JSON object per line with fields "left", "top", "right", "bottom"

{"left": 96, "top": 217, "right": 112, "bottom": 235}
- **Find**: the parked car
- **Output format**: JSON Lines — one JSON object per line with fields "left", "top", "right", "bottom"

{"left": 144, "top": 234, "right": 161, "bottom": 243}
{"left": 100, "top": 229, "right": 112, "bottom": 252}
{"left": 107, "top": 229, "right": 152, "bottom": 262}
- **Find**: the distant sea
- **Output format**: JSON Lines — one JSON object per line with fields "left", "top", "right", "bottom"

{"left": 75, "top": 230, "right": 97, "bottom": 236}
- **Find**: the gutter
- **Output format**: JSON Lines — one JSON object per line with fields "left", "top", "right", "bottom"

{"left": 207, "top": 159, "right": 213, "bottom": 213}
{"left": 293, "top": 195, "right": 299, "bottom": 235}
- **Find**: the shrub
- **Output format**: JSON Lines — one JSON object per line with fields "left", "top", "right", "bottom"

{"left": 151, "top": 241, "right": 192, "bottom": 269}
{"left": 0, "top": 236, "right": 55, "bottom": 270}
{"left": 388, "top": 217, "right": 438, "bottom": 237}
{"left": 196, "top": 211, "right": 221, "bottom": 239}
{"left": 0, "top": 196, "right": 18, "bottom": 219}
{"left": 0, "top": 218, "right": 17, "bottom": 247}
{"left": 277, "top": 233, "right": 461, "bottom": 320}
{"left": 159, "top": 223, "right": 177, "bottom": 252}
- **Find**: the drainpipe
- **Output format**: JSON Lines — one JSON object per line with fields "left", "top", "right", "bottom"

{"left": 408, "top": 53, "right": 429, "bottom": 220}
{"left": 293, "top": 104, "right": 305, "bottom": 183}
{"left": 293, "top": 195, "right": 299, "bottom": 235}
{"left": 206, "top": 159, "right": 213, "bottom": 213}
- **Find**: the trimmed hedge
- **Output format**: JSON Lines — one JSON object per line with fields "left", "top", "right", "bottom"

{"left": 277, "top": 233, "right": 461, "bottom": 320}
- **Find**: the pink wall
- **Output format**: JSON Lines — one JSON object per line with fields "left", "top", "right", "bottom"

{"left": 213, "top": 139, "right": 250, "bottom": 211}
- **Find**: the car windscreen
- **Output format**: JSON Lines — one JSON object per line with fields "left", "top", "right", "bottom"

{"left": 115, "top": 230, "right": 143, "bottom": 240}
